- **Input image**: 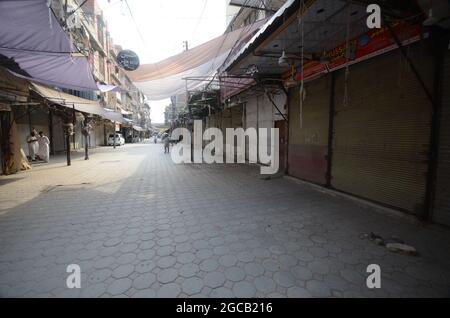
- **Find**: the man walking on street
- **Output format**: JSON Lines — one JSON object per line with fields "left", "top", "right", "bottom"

{"left": 163, "top": 133, "right": 170, "bottom": 154}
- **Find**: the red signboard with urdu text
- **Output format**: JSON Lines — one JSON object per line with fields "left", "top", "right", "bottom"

{"left": 294, "top": 21, "right": 423, "bottom": 81}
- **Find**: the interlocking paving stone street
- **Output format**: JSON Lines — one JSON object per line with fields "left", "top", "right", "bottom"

{"left": 1, "top": 142, "right": 450, "bottom": 297}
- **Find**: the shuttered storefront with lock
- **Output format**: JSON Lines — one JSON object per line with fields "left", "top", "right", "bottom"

{"left": 331, "top": 45, "right": 433, "bottom": 215}
{"left": 288, "top": 75, "right": 331, "bottom": 185}
{"left": 433, "top": 49, "right": 450, "bottom": 226}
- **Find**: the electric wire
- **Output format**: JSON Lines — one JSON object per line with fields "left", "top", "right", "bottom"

{"left": 190, "top": 0, "right": 209, "bottom": 45}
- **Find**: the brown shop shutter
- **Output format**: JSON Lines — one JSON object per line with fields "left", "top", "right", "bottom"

{"left": 221, "top": 108, "right": 232, "bottom": 134}
{"left": 288, "top": 75, "right": 331, "bottom": 185}
{"left": 209, "top": 114, "right": 216, "bottom": 129}
{"left": 433, "top": 49, "right": 450, "bottom": 226}
{"left": 231, "top": 105, "right": 243, "bottom": 128}
{"left": 331, "top": 45, "right": 433, "bottom": 215}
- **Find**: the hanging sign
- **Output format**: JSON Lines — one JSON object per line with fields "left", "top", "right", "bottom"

{"left": 117, "top": 50, "right": 140, "bottom": 71}
{"left": 115, "top": 121, "right": 121, "bottom": 132}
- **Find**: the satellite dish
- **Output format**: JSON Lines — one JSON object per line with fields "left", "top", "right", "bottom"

{"left": 117, "top": 50, "right": 140, "bottom": 71}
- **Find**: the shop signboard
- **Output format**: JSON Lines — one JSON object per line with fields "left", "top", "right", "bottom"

{"left": 294, "top": 21, "right": 423, "bottom": 81}
{"left": 117, "top": 50, "right": 140, "bottom": 71}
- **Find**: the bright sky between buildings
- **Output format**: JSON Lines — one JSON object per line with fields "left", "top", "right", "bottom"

{"left": 98, "top": 0, "right": 228, "bottom": 124}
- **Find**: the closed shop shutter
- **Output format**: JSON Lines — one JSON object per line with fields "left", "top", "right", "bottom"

{"left": 231, "top": 105, "right": 243, "bottom": 128}
{"left": 245, "top": 97, "right": 258, "bottom": 130}
{"left": 257, "top": 95, "right": 274, "bottom": 155}
{"left": 257, "top": 94, "right": 273, "bottom": 133}
{"left": 288, "top": 75, "right": 331, "bottom": 185}
{"left": 94, "top": 123, "right": 104, "bottom": 147}
{"left": 332, "top": 46, "right": 433, "bottom": 215}
{"left": 245, "top": 97, "right": 258, "bottom": 161}
{"left": 221, "top": 108, "right": 232, "bottom": 155}
{"left": 209, "top": 114, "right": 215, "bottom": 128}
{"left": 221, "top": 108, "right": 232, "bottom": 133}
{"left": 213, "top": 113, "right": 220, "bottom": 129}
{"left": 433, "top": 49, "right": 450, "bottom": 226}
{"left": 51, "top": 115, "right": 66, "bottom": 153}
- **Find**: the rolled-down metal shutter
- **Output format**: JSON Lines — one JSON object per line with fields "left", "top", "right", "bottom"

{"left": 245, "top": 97, "right": 258, "bottom": 161}
{"left": 433, "top": 50, "right": 450, "bottom": 226}
{"left": 214, "top": 112, "right": 221, "bottom": 130}
{"left": 209, "top": 114, "right": 216, "bottom": 129}
{"left": 231, "top": 105, "right": 243, "bottom": 128}
{"left": 288, "top": 75, "right": 331, "bottom": 184}
{"left": 245, "top": 97, "right": 258, "bottom": 130}
{"left": 332, "top": 46, "right": 433, "bottom": 215}
{"left": 221, "top": 108, "right": 232, "bottom": 134}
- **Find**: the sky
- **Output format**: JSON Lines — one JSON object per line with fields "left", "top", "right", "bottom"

{"left": 98, "top": 0, "right": 228, "bottom": 124}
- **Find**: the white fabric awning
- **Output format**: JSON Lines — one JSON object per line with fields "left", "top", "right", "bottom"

{"left": 133, "top": 125, "right": 144, "bottom": 132}
{"left": 127, "top": 20, "right": 265, "bottom": 100}
{"left": 117, "top": 105, "right": 133, "bottom": 115}
{"left": 31, "top": 83, "right": 123, "bottom": 122}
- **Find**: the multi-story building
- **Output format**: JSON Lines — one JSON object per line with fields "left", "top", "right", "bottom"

{"left": 52, "top": 0, "right": 151, "bottom": 143}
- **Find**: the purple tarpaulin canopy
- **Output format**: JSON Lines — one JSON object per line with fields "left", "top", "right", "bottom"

{"left": 0, "top": 0, "right": 99, "bottom": 91}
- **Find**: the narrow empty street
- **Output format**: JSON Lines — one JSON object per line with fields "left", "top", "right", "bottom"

{"left": 0, "top": 143, "right": 450, "bottom": 298}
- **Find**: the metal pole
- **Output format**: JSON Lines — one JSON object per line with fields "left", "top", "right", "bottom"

{"left": 113, "top": 121, "right": 116, "bottom": 149}
{"left": 27, "top": 104, "right": 32, "bottom": 132}
{"left": 264, "top": 88, "right": 288, "bottom": 123}
{"left": 66, "top": 131, "right": 71, "bottom": 166}
{"left": 48, "top": 108, "right": 54, "bottom": 155}
{"left": 382, "top": 15, "right": 434, "bottom": 105}
{"left": 72, "top": 105, "right": 76, "bottom": 150}
{"left": 84, "top": 134, "right": 89, "bottom": 160}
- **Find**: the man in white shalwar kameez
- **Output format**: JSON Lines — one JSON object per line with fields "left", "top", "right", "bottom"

{"left": 26, "top": 130, "right": 38, "bottom": 161}
{"left": 37, "top": 131, "right": 50, "bottom": 163}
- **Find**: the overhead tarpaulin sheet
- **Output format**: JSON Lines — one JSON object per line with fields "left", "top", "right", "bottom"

{"left": 122, "top": 117, "right": 133, "bottom": 127}
{"left": 117, "top": 105, "right": 133, "bottom": 115}
{"left": 132, "top": 125, "right": 144, "bottom": 132}
{"left": 101, "top": 108, "right": 124, "bottom": 123}
{"left": 127, "top": 20, "right": 266, "bottom": 100}
{"left": 31, "top": 82, "right": 123, "bottom": 122}
{"left": 97, "top": 84, "right": 127, "bottom": 93}
{"left": 0, "top": 0, "right": 98, "bottom": 91}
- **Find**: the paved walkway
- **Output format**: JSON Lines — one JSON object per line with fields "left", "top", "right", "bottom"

{"left": 0, "top": 142, "right": 450, "bottom": 298}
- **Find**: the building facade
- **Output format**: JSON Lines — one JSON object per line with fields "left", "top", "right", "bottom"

{"left": 0, "top": 0, "right": 151, "bottom": 175}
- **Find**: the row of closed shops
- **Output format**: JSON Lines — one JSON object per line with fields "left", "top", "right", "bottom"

{"left": 206, "top": 91, "right": 286, "bottom": 162}
{"left": 12, "top": 105, "right": 113, "bottom": 155}
{"left": 208, "top": 38, "right": 450, "bottom": 227}
{"left": 288, "top": 40, "right": 450, "bottom": 226}
{"left": 0, "top": 69, "right": 120, "bottom": 175}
